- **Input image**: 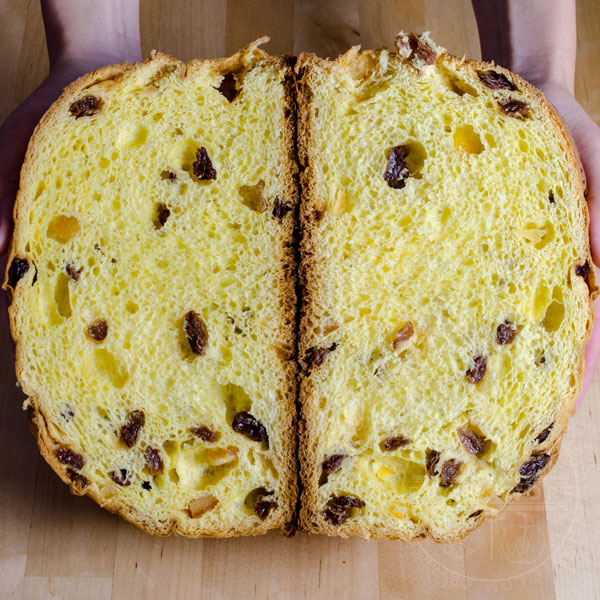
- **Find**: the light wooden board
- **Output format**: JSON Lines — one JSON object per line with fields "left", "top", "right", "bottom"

{"left": 0, "top": 1, "right": 599, "bottom": 598}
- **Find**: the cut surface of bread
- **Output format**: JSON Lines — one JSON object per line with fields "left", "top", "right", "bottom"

{"left": 296, "top": 33, "right": 596, "bottom": 541}
{"left": 5, "top": 40, "right": 298, "bottom": 536}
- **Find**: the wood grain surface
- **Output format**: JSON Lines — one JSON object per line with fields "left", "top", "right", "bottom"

{"left": 1, "top": 1, "right": 599, "bottom": 599}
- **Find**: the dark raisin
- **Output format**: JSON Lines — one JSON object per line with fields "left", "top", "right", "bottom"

{"left": 154, "top": 203, "right": 170, "bottom": 229}
{"left": 192, "top": 147, "right": 217, "bottom": 180}
{"left": 468, "top": 509, "right": 483, "bottom": 518}
{"left": 184, "top": 310, "right": 208, "bottom": 355}
{"left": 61, "top": 407, "right": 74, "bottom": 421}
{"left": 67, "top": 469, "right": 89, "bottom": 489}
{"left": 7, "top": 258, "right": 29, "bottom": 289}
{"left": 535, "top": 353, "right": 546, "bottom": 365}
{"left": 217, "top": 72, "right": 239, "bottom": 102}
{"left": 65, "top": 263, "right": 82, "bottom": 281}
{"left": 142, "top": 481, "right": 152, "bottom": 491}
{"left": 519, "top": 453, "right": 550, "bottom": 478}
{"left": 191, "top": 425, "right": 218, "bottom": 442}
{"left": 232, "top": 411, "right": 269, "bottom": 443}
{"left": 575, "top": 261, "right": 592, "bottom": 292}
{"left": 512, "top": 479, "right": 535, "bottom": 493}
{"left": 323, "top": 495, "right": 365, "bottom": 525}
{"left": 312, "top": 209, "right": 323, "bottom": 222}
{"left": 457, "top": 427, "right": 485, "bottom": 455}
{"left": 426, "top": 449, "right": 440, "bottom": 476}
{"left": 87, "top": 319, "right": 108, "bottom": 342}
{"left": 55, "top": 447, "right": 85, "bottom": 470}
{"left": 69, "top": 96, "right": 103, "bottom": 118}
{"left": 120, "top": 410, "right": 145, "bottom": 448}
{"left": 466, "top": 355, "right": 486, "bottom": 384}
{"left": 477, "top": 70, "right": 517, "bottom": 91}
{"left": 160, "top": 170, "right": 177, "bottom": 182}
{"left": 535, "top": 424, "right": 553, "bottom": 444}
{"left": 110, "top": 468, "right": 131, "bottom": 486}
{"left": 498, "top": 98, "right": 529, "bottom": 118}
{"left": 548, "top": 190, "right": 555, "bottom": 204}
{"left": 319, "top": 454, "right": 345, "bottom": 486}
{"left": 440, "top": 459, "right": 462, "bottom": 487}
{"left": 144, "top": 446, "right": 163, "bottom": 475}
{"left": 396, "top": 33, "right": 437, "bottom": 65}
{"left": 384, "top": 145, "right": 409, "bottom": 189}
{"left": 273, "top": 198, "right": 291, "bottom": 219}
{"left": 254, "top": 488, "right": 277, "bottom": 519}
{"left": 304, "top": 342, "right": 338, "bottom": 369}
{"left": 381, "top": 436, "right": 411, "bottom": 451}
{"left": 496, "top": 321, "right": 517, "bottom": 345}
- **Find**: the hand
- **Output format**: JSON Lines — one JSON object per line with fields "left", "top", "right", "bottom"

{"left": 0, "top": 0, "right": 141, "bottom": 255}
{"left": 536, "top": 81, "right": 600, "bottom": 405}
{"left": 0, "top": 58, "right": 117, "bottom": 255}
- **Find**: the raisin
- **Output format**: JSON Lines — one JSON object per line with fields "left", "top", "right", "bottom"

{"left": 67, "top": 469, "right": 89, "bottom": 489}
{"left": 466, "top": 355, "right": 486, "bottom": 384}
{"left": 144, "top": 446, "right": 163, "bottom": 475}
{"left": 191, "top": 425, "right": 218, "bottom": 442}
{"left": 120, "top": 410, "right": 145, "bottom": 448}
{"left": 273, "top": 198, "right": 291, "bottom": 219}
{"left": 142, "top": 481, "right": 152, "bottom": 491}
{"left": 110, "top": 468, "right": 131, "bottom": 486}
{"left": 426, "top": 449, "right": 440, "bottom": 476}
{"left": 512, "top": 479, "right": 534, "bottom": 493}
{"left": 217, "top": 72, "right": 238, "bottom": 102}
{"left": 323, "top": 495, "right": 365, "bottom": 525}
{"left": 381, "top": 436, "right": 411, "bottom": 451}
{"left": 69, "top": 95, "right": 104, "bottom": 118}
{"left": 254, "top": 488, "right": 277, "bottom": 519}
{"left": 535, "top": 423, "right": 553, "bottom": 444}
{"left": 312, "top": 209, "right": 323, "bottom": 222}
{"left": 7, "top": 257, "right": 29, "bottom": 289}
{"left": 439, "top": 459, "right": 462, "bottom": 487}
{"left": 392, "top": 322, "right": 414, "bottom": 350}
{"left": 304, "top": 343, "right": 338, "bottom": 369}
{"left": 55, "top": 447, "right": 85, "bottom": 470}
{"left": 154, "top": 203, "right": 170, "bottom": 229}
{"left": 519, "top": 453, "right": 550, "bottom": 478}
{"left": 232, "top": 411, "right": 269, "bottom": 443}
{"left": 192, "top": 147, "right": 217, "bottom": 180}
{"left": 477, "top": 70, "right": 517, "bottom": 91}
{"left": 396, "top": 33, "right": 437, "bottom": 65}
{"left": 548, "top": 190, "right": 555, "bottom": 204}
{"left": 61, "top": 407, "right": 74, "bottom": 421}
{"left": 184, "top": 310, "right": 208, "bottom": 355}
{"left": 319, "top": 454, "right": 345, "bottom": 486}
{"left": 87, "top": 319, "right": 108, "bottom": 342}
{"left": 65, "top": 263, "right": 82, "bottom": 281}
{"left": 535, "top": 353, "right": 546, "bottom": 366}
{"left": 496, "top": 321, "right": 517, "bottom": 345}
{"left": 384, "top": 145, "right": 410, "bottom": 189}
{"left": 468, "top": 509, "right": 483, "bottom": 518}
{"left": 160, "top": 170, "right": 177, "bottom": 182}
{"left": 498, "top": 98, "right": 529, "bottom": 118}
{"left": 575, "top": 261, "right": 592, "bottom": 291}
{"left": 457, "top": 427, "right": 485, "bottom": 455}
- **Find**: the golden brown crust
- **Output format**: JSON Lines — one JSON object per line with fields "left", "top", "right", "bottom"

{"left": 295, "top": 45, "right": 594, "bottom": 541}
{"left": 5, "top": 40, "right": 298, "bottom": 538}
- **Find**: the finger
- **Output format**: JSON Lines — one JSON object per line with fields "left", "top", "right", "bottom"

{"left": 0, "top": 104, "right": 48, "bottom": 255}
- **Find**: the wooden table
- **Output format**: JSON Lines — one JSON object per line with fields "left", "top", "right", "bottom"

{"left": 1, "top": 1, "right": 599, "bottom": 598}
